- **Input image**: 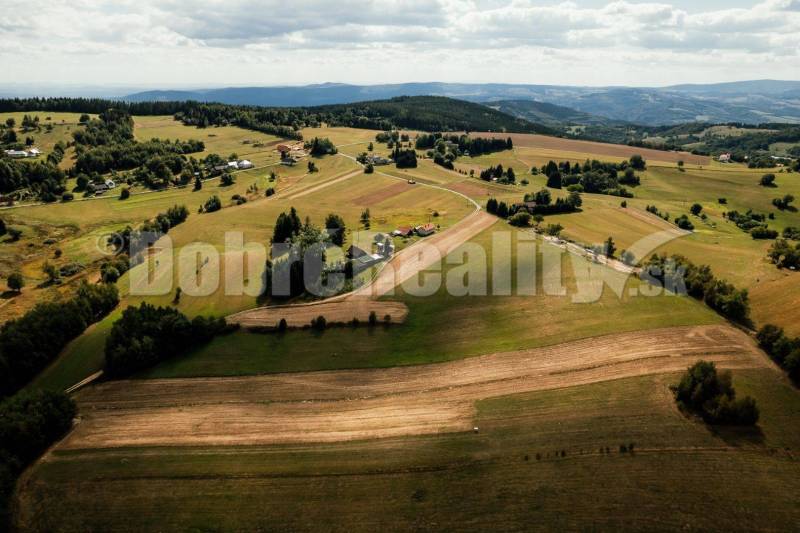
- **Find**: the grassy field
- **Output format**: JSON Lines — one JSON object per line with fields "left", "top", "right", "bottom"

{"left": 538, "top": 163, "right": 800, "bottom": 333}
{"left": 140, "top": 224, "right": 720, "bottom": 379}
{"left": 17, "top": 368, "right": 800, "bottom": 531}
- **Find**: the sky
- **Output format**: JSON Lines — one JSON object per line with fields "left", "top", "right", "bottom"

{"left": 1, "top": 0, "right": 799, "bottom": 92}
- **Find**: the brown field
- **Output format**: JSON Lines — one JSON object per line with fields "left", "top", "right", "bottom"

{"left": 351, "top": 181, "right": 413, "bottom": 205}
{"left": 62, "top": 324, "right": 766, "bottom": 449}
{"left": 227, "top": 300, "right": 409, "bottom": 328}
{"left": 470, "top": 132, "right": 709, "bottom": 165}
{"left": 279, "top": 168, "right": 363, "bottom": 200}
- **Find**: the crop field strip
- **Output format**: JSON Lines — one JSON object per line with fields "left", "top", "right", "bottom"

{"left": 61, "top": 325, "right": 766, "bottom": 448}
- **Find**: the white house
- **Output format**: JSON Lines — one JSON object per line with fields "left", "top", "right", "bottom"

{"left": 27, "top": 148, "right": 41, "bottom": 157}
{"left": 4, "top": 150, "right": 28, "bottom": 158}
{"left": 104, "top": 179, "right": 116, "bottom": 189}
{"left": 718, "top": 153, "right": 732, "bottom": 163}
{"left": 227, "top": 161, "right": 239, "bottom": 170}
{"left": 237, "top": 159, "right": 253, "bottom": 169}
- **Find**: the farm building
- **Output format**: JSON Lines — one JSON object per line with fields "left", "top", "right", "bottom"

{"left": 392, "top": 226, "right": 414, "bottom": 237}
{"left": 237, "top": 159, "right": 254, "bottom": 169}
{"left": 347, "top": 245, "right": 369, "bottom": 259}
{"left": 416, "top": 223, "right": 436, "bottom": 236}
{"left": 718, "top": 153, "right": 732, "bottom": 163}
{"left": 367, "top": 155, "right": 392, "bottom": 165}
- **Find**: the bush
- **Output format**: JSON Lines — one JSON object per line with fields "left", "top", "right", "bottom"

{"left": 202, "top": 195, "right": 222, "bottom": 213}
{"left": 6, "top": 272, "right": 23, "bottom": 292}
{"left": 119, "top": 187, "right": 130, "bottom": 200}
{"left": 759, "top": 174, "right": 777, "bottom": 187}
{"left": 674, "top": 214, "right": 695, "bottom": 231}
{"left": 508, "top": 211, "right": 532, "bottom": 227}
{"left": 675, "top": 361, "right": 759, "bottom": 425}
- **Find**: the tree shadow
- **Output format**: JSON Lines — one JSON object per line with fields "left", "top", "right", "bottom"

{"left": 708, "top": 424, "right": 765, "bottom": 447}
{"left": 1, "top": 290, "right": 20, "bottom": 299}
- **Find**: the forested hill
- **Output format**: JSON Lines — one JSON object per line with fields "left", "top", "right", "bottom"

{"left": 308, "top": 96, "right": 554, "bottom": 134}
{"left": 0, "top": 96, "right": 552, "bottom": 135}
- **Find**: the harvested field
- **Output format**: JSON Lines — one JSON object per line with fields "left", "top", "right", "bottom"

{"left": 351, "top": 181, "right": 413, "bottom": 205}
{"left": 227, "top": 300, "right": 409, "bottom": 328}
{"left": 469, "top": 132, "right": 709, "bottom": 165}
{"left": 280, "top": 169, "right": 362, "bottom": 200}
{"left": 63, "top": 325, "right": 768, "bottom": 449}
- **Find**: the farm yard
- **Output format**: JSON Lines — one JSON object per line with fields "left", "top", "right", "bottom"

{"left": 4, "top": 108, "right": 800, "bottom": 532}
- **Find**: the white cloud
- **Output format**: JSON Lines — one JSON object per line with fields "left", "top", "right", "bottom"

{"left": 0, "top": 0, "right": 797, "bottom": 86}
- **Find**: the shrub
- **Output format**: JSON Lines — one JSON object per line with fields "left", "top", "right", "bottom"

{"left": 675, "top": 361, "right": 759, "bottom": 425}
{"left": 509, "top": 211, "right": 532, "bottom": 227}
{"left": 119, "top": 187, "right": 130, "bottom": 200}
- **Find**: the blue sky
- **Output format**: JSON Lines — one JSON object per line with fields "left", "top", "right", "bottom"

{"left": 1, "top": 1, "right": 798, "bottom": 89}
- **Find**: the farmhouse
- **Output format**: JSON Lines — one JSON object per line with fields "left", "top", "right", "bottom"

{"left": 392, "top": 226, "right": 414, "bottom": 237}
{"left": 346, "top": 245, "right": 369, "bottom": 259}
{"left": 718, "top": 153, "right": 732, "bottom": 163}
{"left": 367, "top": 155, "right": 392, "bottom": 166}
{"left": 4, "top": 149, "right": 29, "bottom": 158}
{"left": 104, "top": 179, "right": 116, "bottom": 189}
{"left": 237, "top": 159, "right": 254, "bottom": 169}
{"left": 416, "top": 223, "right": 436, "bottom": 236}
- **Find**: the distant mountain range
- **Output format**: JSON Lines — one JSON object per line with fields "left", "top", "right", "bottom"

{"left": 123, "top": 80, "right": 800, "bottom": 126}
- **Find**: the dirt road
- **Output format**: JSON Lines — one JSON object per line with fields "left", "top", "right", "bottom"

{"left": 64, "top": 325, "right": 769, "bottom": 449}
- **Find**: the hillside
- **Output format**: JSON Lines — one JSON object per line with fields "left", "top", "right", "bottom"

{"left": 310, "top": 96, "right": 554, "bottom": 134}
{"left": 486, "top": 99, "right": 618, "bottom": 128}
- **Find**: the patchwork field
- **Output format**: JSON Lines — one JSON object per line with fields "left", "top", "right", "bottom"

{"left": 9, "top": 120, "right": 800, "bottom": 532}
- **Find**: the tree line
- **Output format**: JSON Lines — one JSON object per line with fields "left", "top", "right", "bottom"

{"left": 641, "top": 254, "right": 750, "bottom": 325}
{"left": 0, "top": 282, "right": 118, "bottom": 398}
{"left": 0, "top": 389, "right": 76, "bottom": 527}
{"left": 105, "top": 303, "right": 233, "bottom": 377}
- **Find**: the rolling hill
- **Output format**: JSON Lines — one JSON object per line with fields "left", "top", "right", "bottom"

{"left": 123, "top": 80, "right": 800, "bottom": 126}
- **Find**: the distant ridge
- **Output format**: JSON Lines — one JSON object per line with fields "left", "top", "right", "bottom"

{"left": 122, "top": 80, "right": 800, "bottom": 126}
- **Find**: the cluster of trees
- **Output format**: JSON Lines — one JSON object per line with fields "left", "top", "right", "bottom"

{"left": 538, "top": 158, "right": 642, "bottom": 198}
{"left": 0, "top": 158, "right": 66, "bottom": 201}
{"left": 645, "top": 204, "right": 671, "bottom": 222}
{"left": 105, "top": 303, "right": 232, "bottom": 377}
{"left": 772, "top": 194, "right": 795, "bottom": 211}
{"left": 0, "top": 389, "right": 76, "bottom": 526}
{"left": 479, "top": 165, "right": 516, "bottom": 184}
{"left": 724, "top": 210, "right": 778, "bottom": 239}
{"left": 391, "top": 146, "right": 417, "bottom": 168}
{"left": 757, "top": 324, "right": 800, "bottom": 381}
{"left": 71, "top": 110, "right": 204, "bottom": 189}
{"left": 675, "top": 361, "right": 759, "bottom": 426}
{"left": 487, "top": 189, "right": 582, "bottom": 219}
{"left": 674, "top": 214, "right": 695, "bottom": 231}
{"left": 0, "top": 282, "right": 118, "bottom": 398}
{"left": 264, "top": 209, "right": 335, "bottom": 300}
{"left": 305, "top": 137, "right": 337, "bottom": 156}
{"left": 415, "top": 133, "right": 512, "bottom": 157}
{"left": 641, "top": 254, "right": 750, "bottom": 325}
{"left": 767, "top": 239, "right": 800, "bottom": 270}
{"left": 113, "top": 205, "right": 190, "bottom": 256}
